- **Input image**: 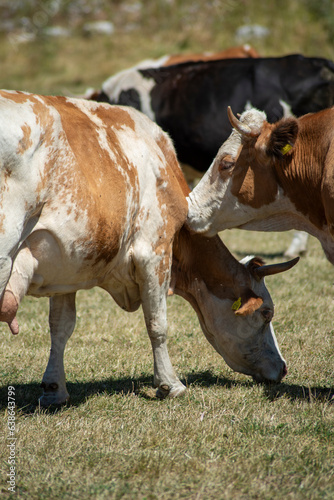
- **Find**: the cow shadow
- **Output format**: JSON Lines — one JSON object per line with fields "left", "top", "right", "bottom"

{"left": 0, "top": 374, "right": 152, "bottom": 414}
{"left": 0, "top": 371, "right": 332, "bottom": 414}
{"left": 262, "top": 381, "right": 333, "bottom": 403}
{"left": 0, "top": 371, "right": 237, "bottom": 414}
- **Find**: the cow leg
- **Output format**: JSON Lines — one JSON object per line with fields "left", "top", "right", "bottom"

{"left": 136, "top": 246, "right": 186, "bottom": 399}
{"left": 284, "top": 231, "right": 309, "bottom": 258}
{"left": 40, "top": 293, "right": 76, "bottom": 407}
{"left": 143, "top": 293, "right": 186, "bottom": 398}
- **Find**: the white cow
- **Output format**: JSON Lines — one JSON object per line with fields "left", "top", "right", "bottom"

{"left": 0, "top": 91, "right": 298, "bottom": 406}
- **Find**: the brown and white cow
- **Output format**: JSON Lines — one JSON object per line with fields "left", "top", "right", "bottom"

{"left": 0, "top": 91, "right": 297, "bottom": 406}
{"left": 187, "top": 106, "right": 334, "bottom": 264}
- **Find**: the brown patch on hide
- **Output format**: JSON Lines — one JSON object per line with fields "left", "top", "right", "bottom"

{"left": 272, "top": 110, "right": 333, "bottom": 230}
{"left": 153, "top": 131, "right": 189, "bottom": 286}
{"left": 39, "top": 97, "right": 140, "bottom": 266}
{"left": 0, "top": 213, "right": 5, "bottom": 233}
{"left": 0, "top": 90, "right": 33, "bottom": 104}
{"left": 230, "top": 149, "right": 278, "bottom": 209}
{"left": 17, "top": 124, "right": 33, "bottom": 155}
{"left": 235, "top": 293, "right": 263, "bottom": 316}
{"left": 163, "top": 45, "right": 259, "bottom": 66}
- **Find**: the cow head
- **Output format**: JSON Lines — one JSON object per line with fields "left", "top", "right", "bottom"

{"left": 172, "top": 231, "right": 299, "bottom": 383}
{"left": 187, "top": 107, "right": 299, "bottom": 235}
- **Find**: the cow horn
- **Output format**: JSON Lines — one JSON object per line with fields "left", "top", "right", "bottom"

{"left": 253, "top": 257, "right": 299, "bottom": 280}
{"left": 227, "top": 106, "right": 259, "bottom": 137}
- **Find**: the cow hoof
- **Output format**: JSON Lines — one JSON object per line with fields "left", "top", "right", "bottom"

{"left": 156, "top": 382, "right": 187, "bottom": 399}
{"left": 39, "top": 382, "right": 69, "bottom": 407}
{"left": 39, "top": 393, "right": 69, "bottom": 408}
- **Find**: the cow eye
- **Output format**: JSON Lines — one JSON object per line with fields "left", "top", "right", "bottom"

{"left": 218, "top": 159, "right": 234, "bottom": 171}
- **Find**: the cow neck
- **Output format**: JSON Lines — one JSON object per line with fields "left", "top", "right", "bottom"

{"left": 273, "top": 116, "right": 329, "bottom": 231}
{"left": 172, "top": 226, "right": 251, "bottom": 302}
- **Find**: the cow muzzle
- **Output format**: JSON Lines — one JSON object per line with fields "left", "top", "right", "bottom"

{"left": 252, "top": 361, "right": 288, "bottom": 384}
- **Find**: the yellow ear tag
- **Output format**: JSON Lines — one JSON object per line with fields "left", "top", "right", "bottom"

{"left": 281, "top": 143, "right": 292, "bottom": 155}
{"left": 232, "top": 297, "right": 242, "bottom": 311}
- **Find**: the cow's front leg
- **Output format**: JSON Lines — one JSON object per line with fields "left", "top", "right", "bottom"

{"left": 144, "top": 295, "right": 186, "bottom": 399}
{"left": 40, "top": 293, "right": 76, "bottom": 407}
{"left": 137, "top": 246, "right": 186, "bottom": 399}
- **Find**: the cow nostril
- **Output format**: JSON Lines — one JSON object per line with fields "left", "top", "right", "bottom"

{"left": 282, "top": 363, "right": 288, "bottom": 379}
{"left": 261, "top": 308, "right": 273, "bottom": 323}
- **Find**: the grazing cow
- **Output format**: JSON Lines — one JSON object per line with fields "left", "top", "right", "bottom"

{"left": 91, "top": 54, "right": 334, "bottom": 174}
{"left": 0, "top": 90, "right": 298, "bottom": 406}
{"left": 187, "top": 105, "right": 334, "bottom": 265}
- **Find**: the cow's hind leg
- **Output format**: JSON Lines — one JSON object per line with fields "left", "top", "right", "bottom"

{"left": 136, "top": 245, "right": 186, "bottom": 399}
{"left": 40, "top": 293, "right": 76, "bottom": 407}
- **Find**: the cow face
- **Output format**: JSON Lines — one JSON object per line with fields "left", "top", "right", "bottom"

{"left": 172, "top": 230, "right": 299, "bottom": 384}
{"left": 190, "top": 256, "right": 297, "bottom": 384}
{"left": 187, "top": 107, "right": 299, "bottom": 236}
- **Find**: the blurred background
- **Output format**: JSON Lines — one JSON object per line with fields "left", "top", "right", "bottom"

{"left": 1, "top": 0, "right": 333, "bottom": 96}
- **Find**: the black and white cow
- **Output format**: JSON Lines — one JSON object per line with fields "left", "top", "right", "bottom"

{"left": 91, "top": 54, "right": 334, "bottom": 173}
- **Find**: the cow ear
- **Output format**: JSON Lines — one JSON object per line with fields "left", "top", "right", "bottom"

{"left": 267, "top": 118, "right": 298, "bottom": 159}
{"left": 233, "top": 291, "right": 263, "bottom": 316}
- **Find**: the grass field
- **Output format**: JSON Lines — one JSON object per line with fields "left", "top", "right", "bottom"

{"left": 1, "top": 230, "right": 333, "bottom": 499}
{"left": 1, "top": 1, "right": 334, "bottom": 498}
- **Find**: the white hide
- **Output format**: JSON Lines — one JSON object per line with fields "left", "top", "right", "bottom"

{"left": 102, "top": 62, "right": 160, "bottom": 121}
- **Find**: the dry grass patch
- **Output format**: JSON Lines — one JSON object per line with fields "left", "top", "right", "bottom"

{"left": 1, "top": 232, "right": 334, "bottom": 499}
{"left": 1, "top": 2, "right": 334, "bottom": 497}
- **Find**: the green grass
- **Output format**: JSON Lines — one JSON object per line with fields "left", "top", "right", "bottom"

{"left": 1, "top": 1, "right": 334, "bottom": 498}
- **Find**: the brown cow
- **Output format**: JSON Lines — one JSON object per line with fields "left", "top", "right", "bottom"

{"left": 187, "top": 106, "right": 334, "bottom": 264}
